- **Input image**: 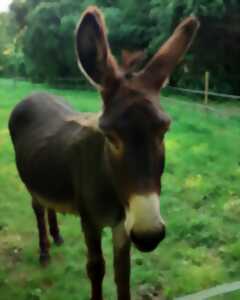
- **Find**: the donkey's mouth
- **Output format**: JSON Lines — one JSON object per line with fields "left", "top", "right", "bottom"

{"left": 125, "top": 193, "right": 166, "bottom": 251}
{"left": 130, "top": 228, "right": 166, "bottom": 252}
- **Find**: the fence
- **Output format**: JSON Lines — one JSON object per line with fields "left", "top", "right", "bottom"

{"left": 175, "top": 281, "right": 240, "bottom": 300}
{"left": 165, "top": 86, "right": 240, "bottom": 101}
{"left": 1, "top": 76, "right": 240, "bottom": 118}
{"left": 9, "top": 75, "right": 240, "bottom": 99}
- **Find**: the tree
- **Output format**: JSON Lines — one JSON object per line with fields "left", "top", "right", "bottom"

{"left": 18, "top": 0, "right": 82, "bottom": 81}
{"left": 5, "top": 0, "right": 240, "bottom": 94}
{"left": 0, "top": 12, "right": 23, "bottom": 77}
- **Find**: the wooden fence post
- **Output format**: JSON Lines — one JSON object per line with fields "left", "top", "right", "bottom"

{"left": 204, "top": 71, "right": 209, "bottom": 105}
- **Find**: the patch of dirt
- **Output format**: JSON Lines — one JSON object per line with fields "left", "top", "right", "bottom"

{"left": 136, "top": 284, "right": 167, "bottom": 300}
{"left": 0, "top": 232, "right": 24, "bottom": 268}
{"left": 42, "top": 278, "right": 55, "bottom": 289}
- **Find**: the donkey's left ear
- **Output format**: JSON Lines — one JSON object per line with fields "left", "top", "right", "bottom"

{"left": 138, "top": 16, "right": 200, "bottom": 92}
{"left": 75, "top": 6, "right": 118, "bottom": 90}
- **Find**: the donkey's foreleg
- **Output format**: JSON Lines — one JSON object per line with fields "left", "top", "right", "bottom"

{"left": 112, "top": 222, "right": 131, "bottom": 300}
{"left": 82, "top": 222, "right": 105, "bottom": 300}
{"left": 32, "top": 201, "right": 51, "bottom": 266}
{"left": 48, "top": 209, "right": 64, "bottom": 246}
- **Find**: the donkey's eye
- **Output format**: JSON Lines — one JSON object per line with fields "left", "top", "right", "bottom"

{"left": 106, "top": 133, "right": 121, "bottom": 149}
{"left": 106, "top": 133, "right": 117, "bottom": 144}
{"left": 157, "top": 126, "right": 169, "bottom": 140}
{"left": 105, "top": 133, "right": 123, "bottom": 156}
{"left": 155, "top": 131, "right": 165, "bottom": 147}
{"left": 157, "top": 131, "right": 165, "bottom": 140}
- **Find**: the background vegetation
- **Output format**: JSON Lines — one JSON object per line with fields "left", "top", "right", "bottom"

{"left": 1, "top": 0, "right": 240, "bottom": 93}
{"left": 0, "top": 79, "right": 240, "bottom": 299}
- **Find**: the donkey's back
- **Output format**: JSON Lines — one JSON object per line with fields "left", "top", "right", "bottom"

{"left": 9, "top": 93, "right": 75, "bottom": 141}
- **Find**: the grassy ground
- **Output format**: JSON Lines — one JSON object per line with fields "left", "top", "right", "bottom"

{"left": 0, "top": 78, "right": 240, "bottom": 300}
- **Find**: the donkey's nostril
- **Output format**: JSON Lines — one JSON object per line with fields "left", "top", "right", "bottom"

{"left": 130, "top": 226, "right": 166, "bottom": 253}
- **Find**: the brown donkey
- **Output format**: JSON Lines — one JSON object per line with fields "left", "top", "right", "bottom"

{"left": 9, "top": 6, "right": 199, "bottom": 300}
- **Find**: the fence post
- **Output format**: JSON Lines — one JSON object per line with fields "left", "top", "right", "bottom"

{"left": 204, "top": 71, "right": 209, "bottom": 105}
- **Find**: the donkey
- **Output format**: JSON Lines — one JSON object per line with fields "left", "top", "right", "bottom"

{"left": 9, "top": 6, "right": 199, "bottom": 300}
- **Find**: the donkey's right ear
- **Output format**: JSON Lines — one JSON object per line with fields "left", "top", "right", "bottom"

{"left": 75, "top": 6, "right": 117, "bottom": 89}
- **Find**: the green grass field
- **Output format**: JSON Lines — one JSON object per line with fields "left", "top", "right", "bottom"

{"left": 0, "top": 78, "right": 240, "bottom": 300}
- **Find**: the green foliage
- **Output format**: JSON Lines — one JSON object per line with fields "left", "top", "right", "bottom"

{"left": 0, "top": 13, "right": 16, "bottom": 76}
{"left": 0, "top": 1, "right": 240, "bottom": 94}
{"left": 21, "top": 1, "right": 81, "bottom": 81}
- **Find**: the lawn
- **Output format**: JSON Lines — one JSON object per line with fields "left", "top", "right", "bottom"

{"left": 0, "top": 78, "right": 240, "bottom": 300}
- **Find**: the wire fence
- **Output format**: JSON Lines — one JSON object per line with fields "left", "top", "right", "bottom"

{"left": 5, "top": 76, "right": 240, "bottom": 97}
{"left": 161, "top": 95, "right": 240, "bottom": 119}
{"left": 175, "top": 281, "right": 240, "bottom": 300}
{"left": 1, "top": 76, "right": 240, "bottom": 119}
{"left": 12, "top": 77, "right": 240, "bottom": 98}
{"left": 165, "top": 86, "right": 240, "bottom": 100}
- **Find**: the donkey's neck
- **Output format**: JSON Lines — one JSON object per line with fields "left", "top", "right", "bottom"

{"left": 67, "top": 112, "right": 124, "bottom": 228}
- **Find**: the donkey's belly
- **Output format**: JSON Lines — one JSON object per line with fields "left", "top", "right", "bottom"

{"left": 30, "top": 191, "right": 78, "bottom": 215}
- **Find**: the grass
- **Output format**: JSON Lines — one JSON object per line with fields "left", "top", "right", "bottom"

{"left": 0, "top": 78, "right": 240, "bottom": 300}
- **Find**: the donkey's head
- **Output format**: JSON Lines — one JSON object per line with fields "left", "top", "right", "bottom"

{"left": 76, "top": 6, "right": 199, "bottom": 252}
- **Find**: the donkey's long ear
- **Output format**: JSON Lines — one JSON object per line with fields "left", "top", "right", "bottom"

{"left": 75, "top": 6, "right": 117, "bottom": 89}
{"left": 138, "top": 16, "right": 200, "bottom": 91}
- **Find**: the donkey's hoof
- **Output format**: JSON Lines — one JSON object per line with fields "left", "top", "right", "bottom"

{"left": 54, "top": 235, "right": 64, "bottom": 246}
{"left": 39, "top": 253, "right": 51, "bottom": 267}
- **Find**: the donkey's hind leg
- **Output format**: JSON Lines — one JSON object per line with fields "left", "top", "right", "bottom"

{"left": 32, "top": 200, "right": 51, "bottom": 266}
{"left": 48, "top": 209, "right": 64, "bottom": 246}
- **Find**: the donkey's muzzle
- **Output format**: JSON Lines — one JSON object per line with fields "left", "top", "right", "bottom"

{"left": 130, "top": 225, "right": 166, "bottom": 252}
{"left": 125, "top": 193, "right": 165, "bottom": 252}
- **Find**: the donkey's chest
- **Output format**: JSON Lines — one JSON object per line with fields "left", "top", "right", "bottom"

{"left": 83, "top": 185, "right": 124, "bottom": 227}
